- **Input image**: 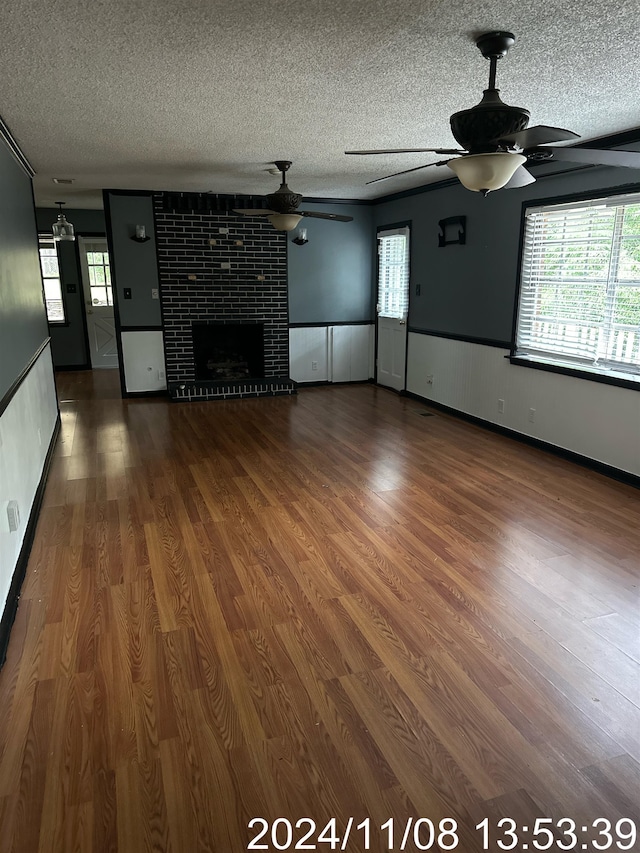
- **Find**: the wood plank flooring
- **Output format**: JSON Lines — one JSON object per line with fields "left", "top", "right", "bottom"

{"left": 1, "top": 369, "right": 639, "bottom": 852}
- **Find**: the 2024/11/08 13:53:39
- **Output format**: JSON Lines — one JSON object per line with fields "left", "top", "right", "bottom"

{"left": 246, "top": 816, "right": 637, "bottom": 850}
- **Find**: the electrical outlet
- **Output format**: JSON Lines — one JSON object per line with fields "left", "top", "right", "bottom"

{"left": 498, "top": 398, "right": 505, "bottom": 414}
{"left": 426, "top": 374, "right": 434, "bottom": 385}
{"left": 221, "top": 262, "right": 231, "bottom": 269}
{"left": 219, "top": 227, "right": 229, "bottom": 234}
{"left": 528, "top": 407, "right": 536, "bottom": 423}
{"left": 311, "top": 361, "right": 318, "bottom": 371}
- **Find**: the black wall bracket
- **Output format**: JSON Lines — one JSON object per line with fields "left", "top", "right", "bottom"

{"left": 438, "top": 216, "right": 466, "bottom": 247}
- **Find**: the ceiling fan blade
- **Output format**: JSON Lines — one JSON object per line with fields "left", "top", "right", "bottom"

{"left": 502, "top": 165, "right": 536, "bottom": 189}
{"left": 499, "top": 125, "right": 580, "bottom": 147}
{"left": 530, "top": 146, "right": 640, "bottom": 169}
{"left": 232, "top": 208, "right": 275, "bottom": 216}
{"left": 346, "top": 148, "right": 464, "bottom": 155}
{"left": 365, "top": 159, "right": 453, "bottom": 185}
{"left": 301, "top": 211, "right": 353, "bottom": 222}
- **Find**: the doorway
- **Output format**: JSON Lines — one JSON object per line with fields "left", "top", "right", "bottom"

{"left": 78, "top": 236, "right": 118, "bottom": 369}
{"left": 376, "top": 224, "right": 410, "bottom": 391}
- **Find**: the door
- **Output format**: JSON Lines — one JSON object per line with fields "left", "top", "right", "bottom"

{"left": 79, "top": 237, "right": 119, "bottom": 369}
{"left": 376, "top": 225, "right": 410, "bottom": 391}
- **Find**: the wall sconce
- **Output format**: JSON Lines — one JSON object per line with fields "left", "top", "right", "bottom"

{"left": 292, "top": 227, "right": 308, "bottom": 246}
{"left": 52, "top": 202, "right": 75, "bottom": 242}
{"left": 438, "top": 216, "right": 467, "bottom": 247}
{"left": 131, "top": 224, "right": 151, "bottom": 243}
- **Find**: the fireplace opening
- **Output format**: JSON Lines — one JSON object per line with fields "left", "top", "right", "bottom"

{"left": 192, "top": 322, "right": 265, "bottom": 382}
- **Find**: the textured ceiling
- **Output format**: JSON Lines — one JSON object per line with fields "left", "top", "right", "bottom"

{"left": 3, "top": 0, "right": 640, "bottom": 208}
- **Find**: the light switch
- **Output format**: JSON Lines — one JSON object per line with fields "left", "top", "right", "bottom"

{"left": 7, "top": 500, "right": 19, "bottom": 532}
{"left": 151, "top": 288, "right": 159, "bottom": 299}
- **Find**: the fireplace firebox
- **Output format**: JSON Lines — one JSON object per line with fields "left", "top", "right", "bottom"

{"left": 192, "top": 322, "right": 265, "bottom": 382}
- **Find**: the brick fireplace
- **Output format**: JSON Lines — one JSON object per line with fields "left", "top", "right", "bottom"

{"left": 153, "top": 192, "right": 296, "bottom": 401}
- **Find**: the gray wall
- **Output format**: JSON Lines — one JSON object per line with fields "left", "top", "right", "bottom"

{"left": 0, "top": 140, "right": 60, "bottom": 625}
{"left": 375, "top": 164, "right": 640, "bottom": 343}
{"left": 288, "top": 202, "right": 375, "bottom": 324}
{"left": 0, "top": 146, "right": 50, "bottom": 398}
{"left": 102, "top": 194, "right": 374, "bottom": 331}
{"left": 105, "top": 192, "right": 161, "bottom": 327}
{"left": 35, "top": 208, "right": 107, "bottom": 368}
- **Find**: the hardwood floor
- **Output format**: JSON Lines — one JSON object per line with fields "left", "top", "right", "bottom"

{"left": 1, "top": 369, "right": 638, "bottom": 852}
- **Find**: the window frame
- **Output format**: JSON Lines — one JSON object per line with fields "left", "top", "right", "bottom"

{"left": 81, "top": 239, "right": 113, "bottom": 308}
{"left": 376, "top": 224, "right": 410, "bottom": 320}
{"left": 38, "top": 234, "right": 68, "bottom": 326}
{"left": 511, "top": 184, "right": 640, "bottom": 391}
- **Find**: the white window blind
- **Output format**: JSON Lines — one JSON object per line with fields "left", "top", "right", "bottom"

{"left": 515, "top": 192, "right": 640, "bottom": 382}
{"left": 377, "top": 226, "right": 409, "bottom": 319}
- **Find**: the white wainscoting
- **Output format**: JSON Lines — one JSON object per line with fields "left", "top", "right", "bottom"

{"left": 407, "top": 332, "right": 640, "bottom": 476}
{"left": 0, "top": 342, "right": 59, "bottom": 613}
{"left": 121, "top": 331, "right": 167, "bottom": 393}
{"left": 289, "top": 325, "right": 374, "bottom": 384}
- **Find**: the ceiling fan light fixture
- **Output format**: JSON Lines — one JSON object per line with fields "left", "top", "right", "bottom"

{"left": 267, "top": 212, "right": 303, "bottom": 231}
{"left": 448, "top": 152, "right": 526, "bottom": 194}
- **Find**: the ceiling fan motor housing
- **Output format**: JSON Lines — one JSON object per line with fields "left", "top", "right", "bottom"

{"left": 265, "top": 160, "right": 303, "bottom": 213}
{"left": 450, "top": 89, "right": 530, "bottom": 153}
{"left": 265, "top": 185, "right": 303, "bottom": 213}
{"left": 450, "top": 31, "right": 529, "bottom": 153}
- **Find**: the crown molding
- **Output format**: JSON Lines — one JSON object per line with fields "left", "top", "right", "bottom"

{"left": 0, "top": 115, "right": 35, "bottom": 177}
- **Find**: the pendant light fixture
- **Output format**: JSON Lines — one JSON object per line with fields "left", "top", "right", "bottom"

{"left": 52, "top": 201, "right": 75, "bottom": 242}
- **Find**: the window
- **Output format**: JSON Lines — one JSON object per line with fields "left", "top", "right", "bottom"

{"left": 38, "top": 237, "right": 66, "bottom": 323}
{"left": 514, "top": 191, "right": 640, "bottom": 385}
{"left": 83, "top": 241, "right": 112, "bottom": 306}
{"left": 377, "top": 227, "right": 409, "bottom": 319}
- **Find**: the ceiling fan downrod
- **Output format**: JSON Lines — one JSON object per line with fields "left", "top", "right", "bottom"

{"left": 449, "top": 31, "right": 530, "bottom": 153}
{"left": 476, "top": 30, "right": 515, "bottom": 91}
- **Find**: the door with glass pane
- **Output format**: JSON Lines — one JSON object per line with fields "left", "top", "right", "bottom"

{"left": 376, "top": 225, "right": 410, "bottom": 391}
{"left": 79, "top": 237, "right": 118, "bottom": 369}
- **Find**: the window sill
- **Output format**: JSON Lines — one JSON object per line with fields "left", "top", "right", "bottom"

{"left": 509, "top": 355, "right": 640, "bottom": 391}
